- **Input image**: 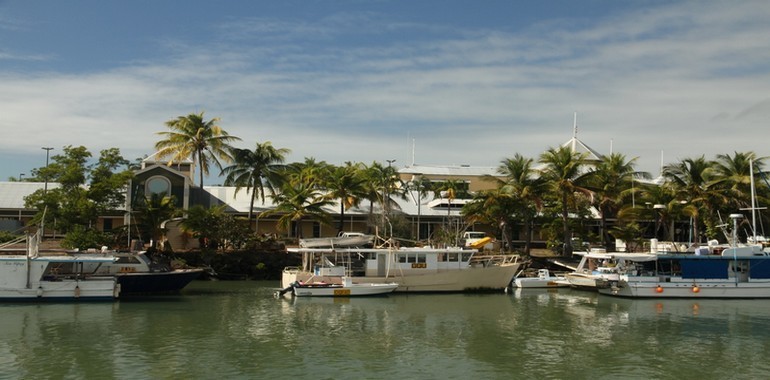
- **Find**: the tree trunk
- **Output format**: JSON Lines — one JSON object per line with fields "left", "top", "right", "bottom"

{"left": 562, "top": 193, "right": 572, "bottom": 256}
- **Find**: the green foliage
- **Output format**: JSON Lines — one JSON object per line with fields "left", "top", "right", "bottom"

{"left": 132, "top": 193, "right": 180, "bottom": 248}
{"left": 180, "top": 205, "right": 254, "bottom": 251}
{"left": 155, "top": 112, "right": 242, "bottom": 187}
{"left": 221, "top": 141, "right": 291, "bottom": 224}
{"left": 0, "top": 231, "right": 21, "bottom": 244}
{"left": 61, "top": 225, "right": 114, "bottom": 250}
{"left": 23, "top": 146, "right": 134, "bottom": 239}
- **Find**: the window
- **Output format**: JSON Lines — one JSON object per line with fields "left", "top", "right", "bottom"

{"left": 145, "top": 176, "right": 171, "bottom": 197}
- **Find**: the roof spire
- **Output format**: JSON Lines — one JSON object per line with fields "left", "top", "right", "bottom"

{"left": 572, "top": 111, "right": 578, "bottom": 151}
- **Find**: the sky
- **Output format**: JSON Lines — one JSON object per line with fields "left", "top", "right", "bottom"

{"left": 1, "top": 0, "right": 769, "bottom": 184}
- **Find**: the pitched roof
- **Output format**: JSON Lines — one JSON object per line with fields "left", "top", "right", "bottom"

{"left": 0, "top": 182, "right": 60, "bottom": 210}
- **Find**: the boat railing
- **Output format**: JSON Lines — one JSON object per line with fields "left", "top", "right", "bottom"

{"left": 469, "top": 254, "right": 522, "bottom": 267}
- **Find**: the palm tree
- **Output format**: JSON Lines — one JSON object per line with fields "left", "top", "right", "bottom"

{"left": 221, "top": 142, "right": 291, "bottom": 225}
{"left": 488, "top": 154, "right": 546, "bottom": 254}
{"left": 155, "top": 112, "right": 241, "bottom": 187}
{"left": 322, "top": 162, "right": 367, "bottom": 233}
{"left": 133, "top": 193, "right": 179, "bottom": 249}
{"left": 359, "top": 161, "right": 406, "bottom": 232}
{"left": 261, "top": 180, "right": 333, "bottom": 239}
{"left": 584, "top": 153, "right": 650, "bottom": 249}
{"left": 538, "top": 146, "right": 590, "bottom": 256}
{"left": 710, "top": 152, "right": 763, "bottom": 210}
{"left": 406, "top": 175, "right": 434, "bottom": 240}
{"left": 663, "top": 155, "right": 720, "bottom": 243}
{"left": 463, "top": 188, "right": 518, "bottom": 251}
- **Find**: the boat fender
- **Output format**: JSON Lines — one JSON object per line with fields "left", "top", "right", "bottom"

{"left": 655, "top": 285, "right": 664, "bottom": 293}
{"left": 692, "top": 285, "right": 700, "bottom": 293}
{"left": 37, "top": 286, "right": 43, "bottom": 298}
{"left": 74, "top": 285, "right": 81, "bottom": 298}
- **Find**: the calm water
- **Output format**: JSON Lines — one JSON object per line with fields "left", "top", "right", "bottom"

{"left": 1, "top": 282, "right": 769, "bottom": 380}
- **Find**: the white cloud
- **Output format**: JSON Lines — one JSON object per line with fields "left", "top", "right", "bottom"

{"left": 1, "top": 1, "right": 770, "bottom": 182}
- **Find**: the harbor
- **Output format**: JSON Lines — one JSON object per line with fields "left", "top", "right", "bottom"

{"left": 2, "top": 281, "right": 769, "bottom": 379}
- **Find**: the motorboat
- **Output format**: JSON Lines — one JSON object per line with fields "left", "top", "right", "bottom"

{"left": 0, "top": 233, "right": 119, "bottom": 301}
{"left": 282, "top": 243, "right": 523, "bottom": 293}
{"left": 565, "top": 249, "right": 657, "bottom": 289}
{"left": 278, "top": 276, "right": 398, "bottom": 297}
{"left": 299, "top": 231, "right": 375, "bottom": 248}
{"left": 70, "top": 249, "right": 204, "bottom": 295}
{"left": 513, "top": 269, "right": 568, "bottom": 288}
{"left": 598, "top": 244, "right": 770, "bottom": 298}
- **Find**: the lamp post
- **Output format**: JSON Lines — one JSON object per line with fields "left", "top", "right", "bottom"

{"left": 19, "top": 173, "right": 25, "bottom": 182}
{"left": 42, "top": 147, "right": 53, "bottom": 194}
{"left": 385, "top": 159, "right": 396, "bottom": 216}
{"left": 41, "top": 147, "right": 53, "bottom": 239}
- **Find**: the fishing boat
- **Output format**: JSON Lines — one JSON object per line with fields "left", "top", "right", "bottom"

{"left": 282, "top": 244, "right": 522, "bottom": 293}
{"left": 0, "top": 234, "right": 119, "bottom": 301}
{"left": 278, "top": 276, "right": 398, "bottom": 297}
{"left": 513, "top": 269, "right": 568, "bottom": 288}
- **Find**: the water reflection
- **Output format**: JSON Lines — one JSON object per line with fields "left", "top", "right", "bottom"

{"left": 2, "top": 282, "right": 770, "bottom": 379}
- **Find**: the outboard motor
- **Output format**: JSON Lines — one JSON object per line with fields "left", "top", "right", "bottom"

{"left": 276, "top": 281, "right": 298, "bottom": 297}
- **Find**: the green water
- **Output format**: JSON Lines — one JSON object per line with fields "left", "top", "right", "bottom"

{"left": 1, "top": 282, "right": 769, "bottom": 379}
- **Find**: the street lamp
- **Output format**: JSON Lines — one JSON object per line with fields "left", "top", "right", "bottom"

{"left": 42, "top": 147, "right": 53, "bottom": 194}
{"left": 384, "top": 159, "right": 396, "bottom": 216}
{"left": 41, "top": 147, "right": 53, "bottom": 240}
{"left": 19, "top": 173, "right": 25, "bottom": 182}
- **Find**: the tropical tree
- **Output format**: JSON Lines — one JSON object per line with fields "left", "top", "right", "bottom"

{"left": 405, "top": 175, "right": 434, "bottom": 240}
{"left": 662, "top": 155, "right": 721, "bottom": 243}
{"left": 486, "top": 154, "right": 546, "bottom": 254}
{"left": 322, "top": 162, "right": 367, "bottom": 233}
{"left": 155, "top": 112, "right": 241, "bottom": 187}
{"left": 261, "top": 180, "right": 333, "bottom": 239}
{"left": 24, "top": 146, "right": 133, "bottom": 239}
{"left": 132, "top": 193, "right": 180, "bottom": 249}
{"left": 359, "top": 161, "right": 406, "bottom": 233}
{"left": 538, "top": 146, "right": 590, "bottom": 256}
{"left": 221, "top": 141, "right": 291, "bottom": 225}
{"left": 584, "top": 153, "right": 650, "bottom": 249}
{"left": 463, "top": 189, "right": 518, "bottom": 251}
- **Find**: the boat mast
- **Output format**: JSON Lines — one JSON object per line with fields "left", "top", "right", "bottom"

{"left": 751, "top": 159, "right": 757, "bottom": 243}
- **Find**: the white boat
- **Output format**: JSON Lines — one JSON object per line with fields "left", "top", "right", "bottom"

{"left": 299, "top": 231, "right": 375, "bottom": 248}
{"left": 598, "top": 244, "right": 770, "bottom": 298}
{"left": 282, "top": 244, "right": 522, "bottom": 293}
{"left": 0, "top": 234, "right": 119, "bottom": 301}
{"left": 279, "top": 276, "right": 398, "bottom": 297}
{"left": 565, "top": 249, "right": 657, "bottom": 289}
{"left": 513, "top": 269, "right": 568, "bottom": 288}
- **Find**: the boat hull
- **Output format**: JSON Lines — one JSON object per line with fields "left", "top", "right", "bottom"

{"left": 0, "top": 255, "right": 119, "bottom": 301}
{"left": 116, "top": 269, "right": 203, "bottom": 295}
{"left": 514, "top": 277, "right": 568, "bottom": 288}
{"left": 599, "top": 279, "right": 770, "bottom": 298}
{"left": 292, "top": 283, "right": 398, "bottom": 297}
{"left": 286, "top": 263, "right": 520, "bottom": 292}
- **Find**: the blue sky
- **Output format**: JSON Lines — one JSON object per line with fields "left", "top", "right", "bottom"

{"left": 2, "top": 0, "right": 769, "bottom": 183}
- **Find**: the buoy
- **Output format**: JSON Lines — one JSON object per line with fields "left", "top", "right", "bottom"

{"left": 692, "top": 285, "right": 700, "bottom": 293}
{"left": 656, "top": 285, "right": 664, "bottom": 293}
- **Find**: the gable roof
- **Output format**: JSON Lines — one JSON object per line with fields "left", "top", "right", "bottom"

{"left": 0, "top": 182, "right": 61, "bottom": 210}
